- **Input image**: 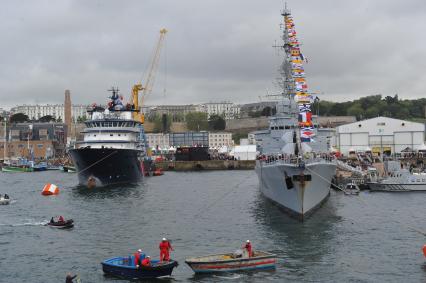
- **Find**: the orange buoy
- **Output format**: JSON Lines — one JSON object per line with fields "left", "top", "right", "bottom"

{"left": 41, "top": 183, "right": 60, "bottom": 196}
{"left": 423, "top": 244, "right": 426, "bottom": 257}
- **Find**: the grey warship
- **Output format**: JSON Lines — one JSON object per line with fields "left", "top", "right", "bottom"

{"left": 254, "top": 6, "right": 336, "bottom": 220}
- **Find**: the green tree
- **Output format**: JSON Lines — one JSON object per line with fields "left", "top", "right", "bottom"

{"left": 10, "top": 113, "right": 29, "bottom": 123}
{"left": 77, "top": 116, "right": 88, "bottom": 123}
{"left": 185, "top": 112, "right": 208, "bottom": 131}
{"left": 208, "top": 114, "right": 226, "bottom": 131}
{"left": 39, "top": 115, "right": 56, "bottom": 122}
{"left": 347, "top": 104, "right": 364, "bottom": 120}
{"left": 153, "top": 114, "right": 172, "bottom": 133}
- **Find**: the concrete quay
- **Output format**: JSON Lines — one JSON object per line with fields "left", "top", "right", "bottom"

{"left": 155, "top": 160, "right": 255, "bottom": 171}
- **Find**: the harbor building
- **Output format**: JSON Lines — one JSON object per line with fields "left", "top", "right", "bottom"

{"left": 336, "top": 116, "right": 425, "bottom": 155}
{"left": 145, "top": 133, "right": 170, "bottom": 149}
{"left": 11, "top": 104, "right": 88, "bottom": 122}
{"left": 0, "top": 122, "right": 68, "bottom": 159}
{"left": 199, "top": 102, "right": 240, "bottom": 120}
{"left": 11, "top": 90, "right": 88, "bottom": 122}
{"left": 169, "top": 132, "right": 209, "bottom": 147}
{"left": 208, "top": 132, "right": 233, "bottom": 148}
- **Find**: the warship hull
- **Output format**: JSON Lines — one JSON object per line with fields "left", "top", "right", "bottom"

{"left": 256, "top": 160, "right": 336, "bottom": 220}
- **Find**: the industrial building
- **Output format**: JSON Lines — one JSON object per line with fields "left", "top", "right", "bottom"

{"left": 336, "top": 116, "right": 425, "bottom": 155}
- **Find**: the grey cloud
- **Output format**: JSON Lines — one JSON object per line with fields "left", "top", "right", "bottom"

{"left": 1, "top": 0, "right": 425, "bottom": 109}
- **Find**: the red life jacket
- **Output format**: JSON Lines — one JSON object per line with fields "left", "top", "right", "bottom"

{"left": 159, "top": 241, "right": 171, "bottom": 251}
{"left": 141, "top": 258, "right": 151, "bottom": 266}
{"left": 134, "top": 252, "right": 140, "bottom": 266}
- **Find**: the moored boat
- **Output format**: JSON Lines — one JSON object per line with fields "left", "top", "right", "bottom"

{"left": 1, "top": 165, "right": 33, "bottom": 172}
{"left": 101, "top": 256, "right": 178, "bottom": 279}
{"left": 185, "top": 250, "right": 276, "bottom": 273}
{"left": 61, "top": 165, "right": 76, "bottom": 173}
{"left": 343, "top": 181, "right": 360, "bottom": 195}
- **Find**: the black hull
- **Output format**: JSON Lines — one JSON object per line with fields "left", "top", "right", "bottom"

{"left": 69, "top": 148, "right": 143, "bottom": 187}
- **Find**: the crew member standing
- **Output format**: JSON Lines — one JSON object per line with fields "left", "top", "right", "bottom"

{"left": 134, "top": 249, "right": 142, "bottom": 267}
{"left": 244, "top": 240, "right": 253, "bottom": 257}
{"left": 159, "top": 238, "right": 174, "bottom": 262}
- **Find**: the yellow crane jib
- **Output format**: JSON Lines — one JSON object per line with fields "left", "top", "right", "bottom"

{"left": 132, "top": 28, "right": 168, "bottom": 124}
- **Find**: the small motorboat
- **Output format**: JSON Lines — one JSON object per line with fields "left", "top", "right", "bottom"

{"left": 185, "top": 250, "right": 276, "bottom": 273}
{"left": 343, "top": 181, "right": 360, "bottom": 195}
{"left": 47, "top": 219, "right": 74, "bottom": 229}
{"left": 102, "top": 255, "right": 178, "bottom": 279}
{"left": 61, "top": 165, "right": 76, "bottom": 173}
{"left": 0, "top": 197, "right": 10, "bottom": 205}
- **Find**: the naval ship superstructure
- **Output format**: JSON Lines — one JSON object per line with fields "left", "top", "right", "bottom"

{"left": 255, "top": 7, "right": 336, "bottom": 220}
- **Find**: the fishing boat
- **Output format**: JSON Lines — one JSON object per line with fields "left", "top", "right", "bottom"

{"left": 69, "top": 87, "right": 146, "bottom": 187}
{"left": 185, "top": 250, "right": 276, "bottom": 273}
{"left": 47, "top": 219, "right": 74, "bottom": 229}
{"left": 101, "top": 256, "right": 178, "bottom": 279}
{"left": 254, "top": 6, "right": 336, "bottom": 220}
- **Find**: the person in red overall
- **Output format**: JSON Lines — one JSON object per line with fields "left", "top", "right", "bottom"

{"left": 159, "top": 238, "right": 173, "bottom": 262}
{"left": 141, "top": 256, "right": 151, "bottom": 267}
{"left": 58, "top": 216, "right": 65, "bottom": 223}
{"left": 244, "top": 240, "right": 253, "bottom": 257}
{"left": 134, "top": 249, "right": 142, "bottom": 267}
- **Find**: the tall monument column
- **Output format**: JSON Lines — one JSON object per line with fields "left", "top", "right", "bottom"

{"left": 64, "top": 90, "right": 71, "bottom": 139}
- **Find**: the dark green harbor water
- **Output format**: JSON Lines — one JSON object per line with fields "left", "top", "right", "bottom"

{"left": 0, "top": 170, "right": 425, "bottom": 282}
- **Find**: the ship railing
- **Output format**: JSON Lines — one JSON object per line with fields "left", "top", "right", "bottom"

{"left": 259, "top": 154, "right": 335, "bottom": 165}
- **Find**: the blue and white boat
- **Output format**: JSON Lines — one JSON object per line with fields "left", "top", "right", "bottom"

{"left": 101, "top": 255, "right": 178, "bottom": 279}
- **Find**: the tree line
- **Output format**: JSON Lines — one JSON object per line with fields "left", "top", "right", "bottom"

{"left": 311, "top": 94, "right": 426, "bottom": 121}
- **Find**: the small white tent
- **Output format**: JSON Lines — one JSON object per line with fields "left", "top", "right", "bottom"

{"left": 232, "top": 145, "right": 257, "bottom": 160}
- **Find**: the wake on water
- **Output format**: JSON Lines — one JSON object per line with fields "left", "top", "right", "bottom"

{"left": 0, "top": 220, "right": 49, "bottom": 227}
{"left": 212, "top": 274, "right": 242, "bottom": 280}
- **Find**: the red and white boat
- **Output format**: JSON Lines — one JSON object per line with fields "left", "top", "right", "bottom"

{"left": 185, "top": 250, "right": 276, "bottom": 273}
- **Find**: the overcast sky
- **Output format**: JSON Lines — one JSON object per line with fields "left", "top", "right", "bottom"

{"left": 1, "top": 0, "right": 425, "bottom": 109}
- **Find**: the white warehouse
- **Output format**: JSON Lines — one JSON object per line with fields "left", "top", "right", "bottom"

{"left": 336, "top": 117, "right": 425, "bottom": 155}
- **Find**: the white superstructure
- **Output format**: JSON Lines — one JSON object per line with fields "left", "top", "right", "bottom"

{"left": 75, "top": 110, "right": 144, "bottom": 151}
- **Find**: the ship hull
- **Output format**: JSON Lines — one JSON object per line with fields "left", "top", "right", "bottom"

{"left": 69, "top": 148, "right": 143, "bottom": 187}
{"left": 256, "top": 160, "right": 336, "bottom": 220}
{"left": 367, "top": 182, "right": 426, "bottom": 192}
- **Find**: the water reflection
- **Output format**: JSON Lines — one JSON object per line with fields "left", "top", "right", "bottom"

{"left": 71, "top": 182, "right": 145, "bottom": 200}
{"left": 251, "top": 190, "right": 339, "bottom": 268}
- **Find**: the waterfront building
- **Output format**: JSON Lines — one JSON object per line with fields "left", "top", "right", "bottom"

{"left": 239, "top": 101, "right": 277, "bottom": 118}
{"left": 0, "top": 122, "right": 67, "bottom": 159}
{"left": 10, "top": 104, "right": 89, "bottom": 122}
{"left": 145, "top": 104, "right": 200, "bottom": 121}
{"left": 169, "top": 132, "right": 209, "bottom": 147}
{"left": 336, "top": 116, "right": 425, "bottom": 155}
{"left": 199, "top": 101, "right": 240, "bottom": 120}
{"left": 208, "top": 132, "right": 233, "bottom": 148}
{"left": 145, "top": 133, "right": 170, "bottom": 149}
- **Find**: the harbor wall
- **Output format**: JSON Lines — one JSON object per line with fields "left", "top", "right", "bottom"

{"left": 155, "top": 160, "right": 255, "bottom": 171}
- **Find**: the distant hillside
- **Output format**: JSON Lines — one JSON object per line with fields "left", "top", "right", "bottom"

{"left": 313, "top": 95, "right": 426, "bottom": 121}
